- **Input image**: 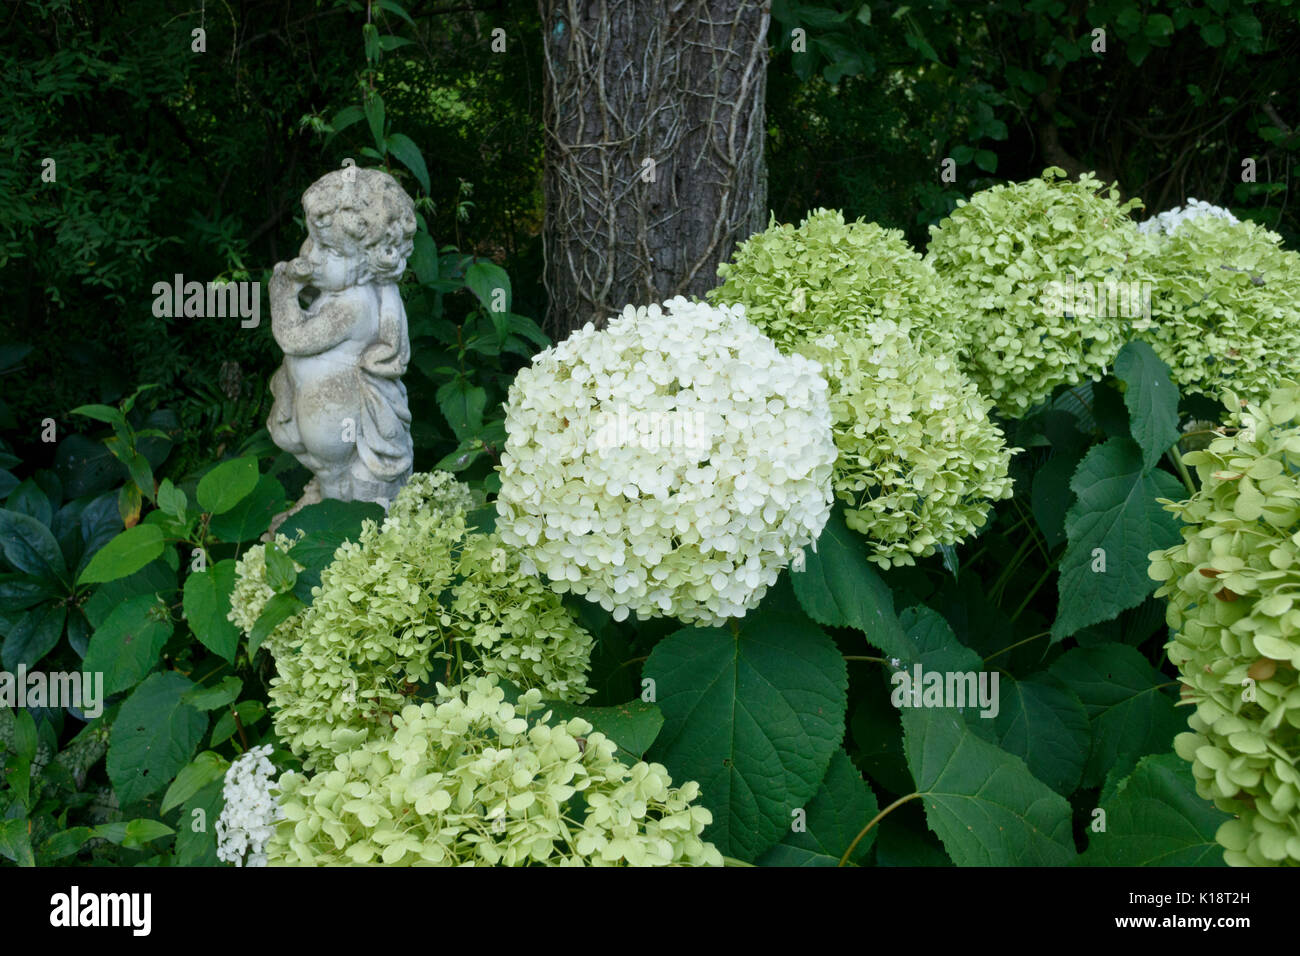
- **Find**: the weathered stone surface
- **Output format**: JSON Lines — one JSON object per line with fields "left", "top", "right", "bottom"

{"left": 266, "top": 164, "right": 417, "bottom": 529}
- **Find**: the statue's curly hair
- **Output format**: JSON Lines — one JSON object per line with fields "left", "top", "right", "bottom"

{"left": 301, "top": 166, "right": 417, "bottom": 282}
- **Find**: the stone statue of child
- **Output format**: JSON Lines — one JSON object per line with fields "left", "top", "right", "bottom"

{"left": 267, "top": 165, "right": 417, "bottom": 522}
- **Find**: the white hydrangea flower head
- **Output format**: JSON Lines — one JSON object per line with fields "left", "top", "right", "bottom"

{"left": 215, "top": 744, "right": 283, "bottom": 867}
{"left": 495, "top": 296, "right": 837, "bottom": 626}
{"left": 1137, "top": 197, "right": 1239, "bottom": 235}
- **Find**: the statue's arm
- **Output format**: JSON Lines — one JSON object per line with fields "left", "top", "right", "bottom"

{"left": 269, "top": 263, "right": 360, "bottom": 356}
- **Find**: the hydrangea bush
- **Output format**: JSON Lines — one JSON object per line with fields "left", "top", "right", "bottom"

{"left": 21, "top": 168, "right": 1300, "bottom": 871}
{"left": 230, "top": 473, "right": 595, "bottom": 771}
{"left": 924, "top": 168, "right": 1144, "bottom": 416}
{"left": 268, "top": 675, "right": 722, "bottom": 866}
{"left": 1148, "top": 384, "right": 1300, "bottom": 866}
{"left": 798, "top": 324, "right": 1016, "bottom": 568}
{"left": 1134, "top": 214, "right": 1300, "bottom": 404}
{"left": 707, "top": 207, "right": 960, "bottom": 353}
{"left": 494, "top": 296, "right": 836, "bottom": 626}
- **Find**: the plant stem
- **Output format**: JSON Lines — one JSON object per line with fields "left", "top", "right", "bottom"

{"left": 984, "top": 631, "right": 1051, "bottom": 664}
{"left": 1009, "top": 560, "right": 1058, "bottom": 622}
{"left": 1168, "top": 444, "right": 1196, "bottom": 496}
{"left": 843, "top": 655, "right": 887, "bottom": 664}
{"left": 839, "top": 792, "right": 920, "bottom": 866}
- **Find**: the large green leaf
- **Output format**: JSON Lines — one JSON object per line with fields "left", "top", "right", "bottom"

{"left": 279, "top": 499, "right": 385, "bottom": 600}
{"left": 385, "top": 133, "right": 430, "bottom": 193}
{"left": 106, "top": 671, "right": 208, "bottom": 807}
{"left": 249, "top": 592, "right": 303, "bottom": 655}
{"left": 1031, "top": 451, "right": 1080, "bottom": 550}
{"left": 436, "top": 377, "right": 487, "bottom": 441}
{"left": 83, "top": 557, "right": 175, "bottom": 628}
{"left": 993, "top": 672, "right": 1091, "bottom": 795}
{"left": 1049, "top": 644, "right": 1184, "bottom": 789}
{"left": 1080, "top": 753, "right": 1230, "bottom": 866}
{"left": 1052, "top": 438, "right": 1184, "bottom": 640}
{"left": 82, "top": 594, "right": 172, "bottom": 695}
{"left": 902, "top": 706, "right": 1076, "bottom": 865}
{"left": 890, "top": 606, "right": 998, "bottom": 741}
{"left": 91, "top": 819, "right": 175, "bottom": 849}
{"left": 534, "top": 698, "right": 664, "bottom": 764}
{"left": 791, "top": 506, "right": 909, "bottom": 659}
{"left": 182, "top": 676, "right": 242, "bottom": 712}
{"left": 0, "top": 816, "right": 35, "bottom": 867}
{"left": 195, "top": 457, "right": 259, "bottom": 515}
{"left": 161, "top": 750, "right": 230, "bottom": 814}
{"left": 756, "top": 750, "right": 879, "bottom": 866}
{"left": 182, "top": 559, "right": 241, "bottom": 661}
{"left": 1114, "top": 340, "right": 1180, "bottom": 471}
{"left": 77, "top": 523, "right": 165, "bottom": 586}
{"left": 208, "top": 474, "right": 286, "bottom": 543}
{"left": 644, "top": 611, "right": 848, "bottom": 861}
{"left": 464, "top": 261, "right": 512, "bottom": 341}
{"left": 2, "top": 602, "right": 66, "bottom": 670}
{"left": 7, "top": 479, "right": 53, "bottom": 528}
{"left": 0, "top": 508, "right": 66, "bottom": 583}
{"left": 174, "top": 778, "right": 226, "bottom": 866}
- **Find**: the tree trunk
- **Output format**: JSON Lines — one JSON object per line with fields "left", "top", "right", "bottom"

{"left": 539, "top": 0, "right": 770, "bottom": 338}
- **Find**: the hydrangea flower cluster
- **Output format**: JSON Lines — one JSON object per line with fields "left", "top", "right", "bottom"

{"left": 1136, "top": 198, "right": 1239, "bottom": 235}
{"left": 387, "top": 468, "right": 477, "bottom": 521}
{"left": 215, "top": 745, "right": 283, "bottom": 867}
{"left": 924, "top": 168, "right": 1144, "bottom": 416}
{"left": 799, "top": 324, "right": 1017, "bottom": 567}
{"left": 252, "top": 473, "right": 593, "bottom": 770}
{"left": 268, "top": 675, "right": 722, "bottom": 867}
{"left": 226, "top": 532, "right": 303, "bottom": 641}
{"left": 494, "top": 296, "right": 836, "bottom": 626}
{"left": 707, "top": 208, "right": 960, "bottom": 354}
{"left": 1148, "top": 384, "right": 1300, "bottom": 866}
{"left": 1134, "top": 214, "right": 1300, "bottom": 404}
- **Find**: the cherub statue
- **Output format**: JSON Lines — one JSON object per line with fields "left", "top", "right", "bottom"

{"left": 266, "top": 164, "right": 417, "bottom": 523}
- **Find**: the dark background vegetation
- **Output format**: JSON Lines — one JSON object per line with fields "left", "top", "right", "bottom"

{"left": 2, "top": 0, "right": 1296, "bottom": 476}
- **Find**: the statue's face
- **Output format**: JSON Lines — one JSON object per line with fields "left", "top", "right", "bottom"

{"left": 299, "top": 231, "right": 357, "bottom": 291}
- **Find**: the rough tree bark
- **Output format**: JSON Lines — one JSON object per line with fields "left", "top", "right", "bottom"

{"left": 539, "top": 0, "right": 770, "bottom": 338}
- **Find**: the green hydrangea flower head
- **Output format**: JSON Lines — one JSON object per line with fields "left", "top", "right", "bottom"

{"left": 1134, "top": 215, "right": 1300, "bottom": 404}
{"left": 924, "top": 168, "right": 1144, "bottom": 416}
{"left": 227, "top": 532, "right": 305, "bottom": 652}
{"left": 799, "top": 323, "right": 1017, "bottom": 567}
{"left": 708, "top": 207, "right": 959, "bottom": 354}
{"left": 265, "top": 473, "right": 593, "bottom": 771}
{"left": 268, "top": 674, "right": 723, "bottom": 866}
{"left": 388, "top": 469, "right": 477, "bottom": 521}
{"left": 1148, "top": 383, "right": 1300, "bottom": 866}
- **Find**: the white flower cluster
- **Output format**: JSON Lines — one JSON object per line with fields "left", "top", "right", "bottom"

{"left": 1137, "top": 198, "right": 1239, "bottom": 235}
{"left": 226, "top": 533, "right": 302, "bottom": 636}
{"left": 495, "top": 296, "right": 837, "bottom": 626}
{"left": 215, "top": 745, "right": 283, "bottom": 867}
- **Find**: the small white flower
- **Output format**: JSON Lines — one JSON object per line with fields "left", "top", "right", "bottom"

{"left": 1137, "top": 198, "right": 1238, "bottom": 236}
{"left": 215, "top": 745, "right": 284, "bottom": 867}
